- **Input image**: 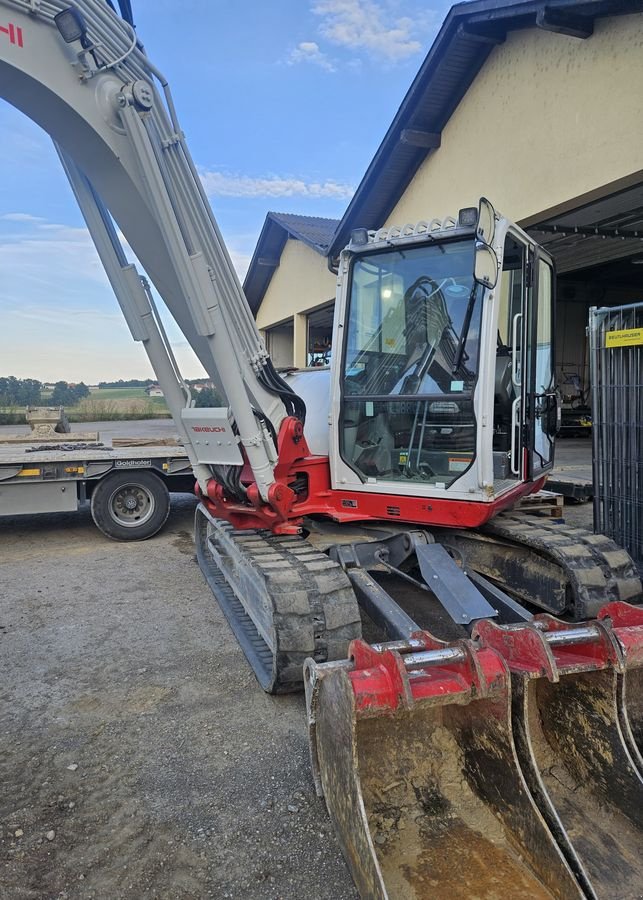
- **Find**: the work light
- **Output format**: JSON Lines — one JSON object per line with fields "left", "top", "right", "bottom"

{"left": 54, "top": 7, "right": 88, "bottom": 44}
{"left": 350, "top": 228, "right": 369, "bottom": 248}
{"left": 458, "top": 207, "right": 478, "bottom": 228}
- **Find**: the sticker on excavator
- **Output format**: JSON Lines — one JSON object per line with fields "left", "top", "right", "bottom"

{"left": 305, "top": 634, "right": 584, "bottom": 900}
{"left": 448, "top": 456, "right": 471, "bottom": 472}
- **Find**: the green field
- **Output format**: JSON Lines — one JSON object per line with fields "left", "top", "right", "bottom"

{"left": 91, "top": 387, "right": 150, "bottom": 399}
{"left": 0, "top": 387, "right": 170, "bottom": 424}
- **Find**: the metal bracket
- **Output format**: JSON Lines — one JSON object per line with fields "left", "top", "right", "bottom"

{"left": 415, "top": 542, "right": 497, "bottom": 625}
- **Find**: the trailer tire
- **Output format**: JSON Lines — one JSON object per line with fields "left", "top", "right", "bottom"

{"left": 90, "top": 470, "right": 170, "bottom": 541}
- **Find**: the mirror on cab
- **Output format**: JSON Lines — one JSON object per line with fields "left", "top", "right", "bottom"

{"left": 474, "top": 241, "right": 499, "bottom": 289}
{"left": 477, "top": 197, "right": 496, "bottom": 245}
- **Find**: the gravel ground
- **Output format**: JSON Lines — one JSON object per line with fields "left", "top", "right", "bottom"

{"left": 0, "top": 495, "right": 358, "bottom": 900}
{"left": 0, "top": 423, "right": 595, "bottom": 899}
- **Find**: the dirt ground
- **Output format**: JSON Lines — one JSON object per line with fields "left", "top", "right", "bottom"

{"left": 0, "top": 422, "right": 596, "bottom": 899}
{"left": 0, "top": 494, "right": 359, "bottom": 900}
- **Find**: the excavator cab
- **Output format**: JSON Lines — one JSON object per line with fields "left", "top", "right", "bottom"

{"left": 329, "top": 199, "right": 559, "bottom": 524}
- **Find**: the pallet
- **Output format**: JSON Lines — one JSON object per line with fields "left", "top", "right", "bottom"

{"left": 517, "top": 489, "right": 565, "bottom": 519}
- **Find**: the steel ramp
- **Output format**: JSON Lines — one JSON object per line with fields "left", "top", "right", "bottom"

{"left": 305, "top": 634, "right": 584, "bottom": 900}
{"left": 476, "top": 608, "right": 643, "bottom": 900}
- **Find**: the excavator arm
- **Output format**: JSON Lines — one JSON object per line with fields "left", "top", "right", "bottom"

{"left": 0, "top": 0, "right": 305, "bottom": 506}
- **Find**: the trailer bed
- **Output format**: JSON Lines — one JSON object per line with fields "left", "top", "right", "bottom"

{"left": 0, "top": 436, "right": 194, "bottom": 539}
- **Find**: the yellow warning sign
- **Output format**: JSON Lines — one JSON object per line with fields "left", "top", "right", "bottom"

{"left": 605, "top": 328, "right": 643, "bottom": 348}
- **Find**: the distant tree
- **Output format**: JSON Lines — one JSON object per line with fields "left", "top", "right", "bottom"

{"left": 73, "top": 382, "right": 90, "bottom": 401}
{"left": 50, "top": 381, "right": 77, "bottom": 406}
{"left": 98, "top": 378, "right": 155, "bottom": 389}
{"left": 194, "top": 387, "right": 223, "bottom": 408}
{"left": 0, "top": 376, "right": 42, "bottom": 406}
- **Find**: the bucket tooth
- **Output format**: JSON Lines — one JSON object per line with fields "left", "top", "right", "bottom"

{"left": 476, "top": 610, "right": 643, "bottom": 900}
{"left": 305, "top": 633, "right": 584, "bottom": 900}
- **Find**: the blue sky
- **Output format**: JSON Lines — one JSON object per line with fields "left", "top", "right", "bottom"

{"left": 0, "top": 0, "right": 452, "bottom": 382}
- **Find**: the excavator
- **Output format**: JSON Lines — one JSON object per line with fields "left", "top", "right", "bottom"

{"left": 2, "top": 2, "right": 643, "bottom": 897}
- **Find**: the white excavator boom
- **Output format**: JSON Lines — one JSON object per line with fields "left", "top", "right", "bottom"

{"left": 0, "top": 0, "right": 299, "bottom": 499}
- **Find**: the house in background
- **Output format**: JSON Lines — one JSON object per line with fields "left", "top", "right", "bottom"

{"left": 243, "top": 213, "right": 338, "bottom": 369}
{"left": 146, "top": 384, "right": 164, "bottom": 397}
{"left": 248, "top": 0, "right": 643, "bottom": 404}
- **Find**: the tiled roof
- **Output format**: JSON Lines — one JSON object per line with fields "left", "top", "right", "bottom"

{"left": 243, "top": 213, "right": 340, "bottom": 312}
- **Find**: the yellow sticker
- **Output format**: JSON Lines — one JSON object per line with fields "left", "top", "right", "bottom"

{"left": 605, "top": 328, "right": 643, "bottom": 348}
{"left": 18, "top": 468, "right": 41, "bottom": 477}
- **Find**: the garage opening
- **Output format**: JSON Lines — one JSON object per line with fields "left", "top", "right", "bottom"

{"left": 307, "top": 302, "right": 334, "bottom": 367}
{"left": 526, "top": 181, "right": 643, "bottom": 495}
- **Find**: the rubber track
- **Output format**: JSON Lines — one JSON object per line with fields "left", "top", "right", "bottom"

{"left": 195, "top": 505, "right": 361, "bottom": 694}
{"left": 482, "top": 512, "right": 643, "bottom": 619}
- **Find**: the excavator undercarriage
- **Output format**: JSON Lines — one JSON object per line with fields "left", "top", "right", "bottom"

{"left": 197, "top": 503, "right": 643, "bottom": 898}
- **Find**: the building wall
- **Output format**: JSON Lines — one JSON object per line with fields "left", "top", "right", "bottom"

{"left": 388, "top": 14, "right": 643, "bottom": 228}
{"left": 256, "top": 238, "right": 337, "bottom": 367}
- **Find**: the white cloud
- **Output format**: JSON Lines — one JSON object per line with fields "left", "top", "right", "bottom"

{"left": 0, "top": 212, "right": 47, "bottom": 223}
{"left": 0, "top": 214, "right": 254, "bottom": 381}
{"left": 312, "top": 0, "right": 422, "bottom": 61}
{"left": 0, "top": 220, "right": 108, "bottom": 295}
{"left": 288, "top": 41, "right": 336, "bottom": 72}
{"left": 199, "top": 169, "right": 354, "bottom": 201}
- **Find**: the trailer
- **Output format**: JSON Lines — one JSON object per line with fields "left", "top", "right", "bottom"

{"left": 0, "top": 432, "right": 193, "bottom": 541}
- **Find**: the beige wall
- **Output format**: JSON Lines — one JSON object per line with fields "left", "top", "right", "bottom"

{"left": 256, "top": 238, "right": 337, "bottom": 367}
{"left": 389, "top": 14, "right": 643, "bottom": 228}
{"left": 256, "top": 13, "right": 643, "bottom": 367}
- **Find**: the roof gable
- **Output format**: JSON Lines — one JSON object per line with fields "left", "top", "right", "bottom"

{"left": 328, "top": 0, "right": 641, "bottom": 258}
{"left": 244, "top": 212, "right": 339, "bottom": 312}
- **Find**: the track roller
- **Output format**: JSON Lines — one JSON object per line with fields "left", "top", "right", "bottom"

{"left": 476, "top": 607, "right": 643, "bottom": 900}
{"left": 195, "top": 503, "right": 361, "bottom": 692}
{"left": 305, "top": 633, "right": 584, "bottom": 899}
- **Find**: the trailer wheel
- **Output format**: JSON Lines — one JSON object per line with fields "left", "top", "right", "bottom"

{"left": 90, "top": 470, "right": 170, "bottom": 541}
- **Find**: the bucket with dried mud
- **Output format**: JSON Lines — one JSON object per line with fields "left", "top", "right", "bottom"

{"left": 305, "top": 633, "right": 584, "bottom": 900}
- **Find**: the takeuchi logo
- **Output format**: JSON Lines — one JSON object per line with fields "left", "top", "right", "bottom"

{"left": 192, "top": 426, "right": 226, "bottom": 433}
{"left": 1, "top": 22, "right": 24, "bottom": 47}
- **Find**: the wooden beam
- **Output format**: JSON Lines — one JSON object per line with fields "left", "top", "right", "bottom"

{"left": 400, "top": 129, "right": 441, "bottom": 150}
{"left": 536, "top": 8, "right": 594, "bottom": 39}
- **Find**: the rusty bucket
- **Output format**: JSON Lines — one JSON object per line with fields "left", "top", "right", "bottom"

{"left": 305, "top": 633, "right": 584, "bottom": 900}
{"left": 476, "top": 606, "right": 643, "bottom": 900}
{"left": 598, "top": 601, "right": 643, "bottom": 763}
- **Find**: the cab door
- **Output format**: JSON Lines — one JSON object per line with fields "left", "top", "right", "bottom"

{"left": 524, "top": 252, "right": 557, "bottom": 479}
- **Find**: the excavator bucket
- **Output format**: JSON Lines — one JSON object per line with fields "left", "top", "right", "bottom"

{"left": 475, "top": 604, "right": 643, "bottom": 900}
{"left": 598, "top": 601, "right": 643, "bottom": 760}
{"left": 304, "top": 633, "right": 584, "bottom": 900}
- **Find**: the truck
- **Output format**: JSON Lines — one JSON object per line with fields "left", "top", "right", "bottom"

{"left": 2, "top": 2, "right": 643, "bottom": 897}
{"left": 0, "top": 406, "right": 193, "bottom": 539}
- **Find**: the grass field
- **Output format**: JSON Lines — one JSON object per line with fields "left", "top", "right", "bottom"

{"left": 0, "top": 387, "right": 170, "bottom": 424}
{"left": 91, "top": 387, "right": 151, "bottom": 399}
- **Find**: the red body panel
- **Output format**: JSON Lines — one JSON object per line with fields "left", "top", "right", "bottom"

{"left": 346, "top": 632, "right": 507, "bottom": 714}
{"left": 198, "top": 417, "right": 546, "bottom": 533}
